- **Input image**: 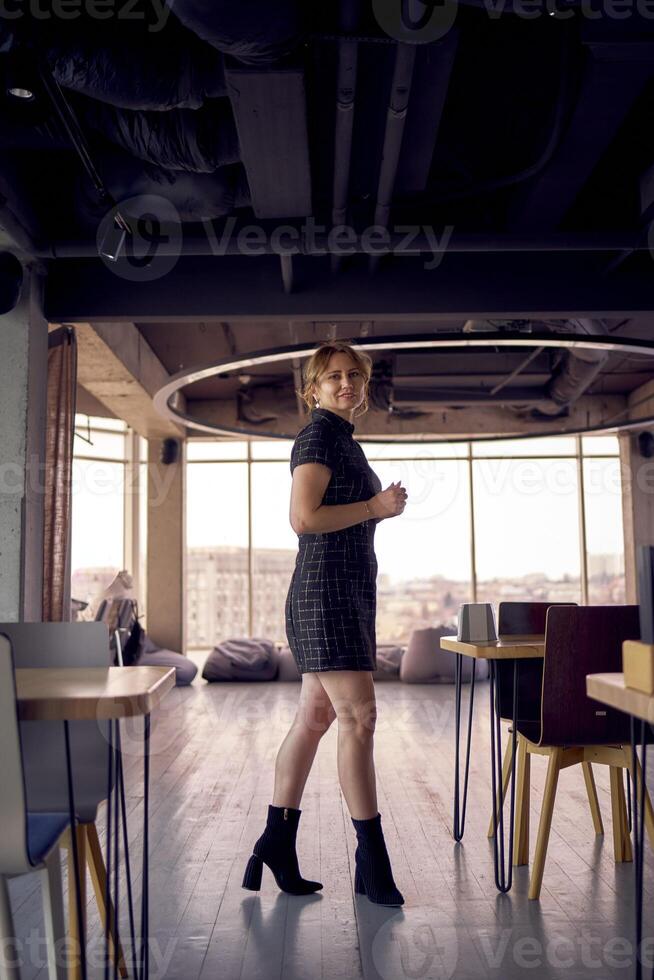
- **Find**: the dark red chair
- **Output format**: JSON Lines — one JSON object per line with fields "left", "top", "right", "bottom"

{"left": 514, "top": 604, "right": 654, "bottom": 899}
{"left": 487, "top": 601, "right": 579, "bottom": 841}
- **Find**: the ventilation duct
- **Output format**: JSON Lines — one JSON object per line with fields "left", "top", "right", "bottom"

{"left": 76, "top": 97, "right": 240, "bottom": 173}
{"left": 74, "top": 145, "right": 250, "bottom": 226}
{"left": 169, "top": 0, "right": 304, "bottom": 65}
{"left": 535, "top": 318, "right": 610, "bottom": 417}
{"left": 43, "top": 27, "right": 227, "bottom": 110}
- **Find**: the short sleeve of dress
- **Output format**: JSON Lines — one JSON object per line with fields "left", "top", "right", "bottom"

{"left": 290, "top": 422, "right": 339, "bottom": 475}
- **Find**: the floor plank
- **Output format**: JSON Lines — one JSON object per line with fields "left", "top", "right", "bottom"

{"left": 12, "top": 675, "right": 654, "bottom": 980}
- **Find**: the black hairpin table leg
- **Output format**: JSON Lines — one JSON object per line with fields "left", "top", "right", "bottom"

{"left": 489, "top": 659, "right": 518, "bottom": 893}
{"left": 116, "top": 723, "right": 139, "bottom": 980}
{"left": 631, "top": 716, "right": 648, "bottom": 980}
{"left": 104, "top": 720, "right": 114, "bottom": 980}
{"left": 63, "top": 720, "right": 88, "bottom": 980}
{"left": 139, "top": 713, "right": 151, "bottom": 980}
{"left": 113, "top": 722, "right": 120, "bottom": 980}
{"left": 453, "top": 653, "right": 476, "bottom": 842}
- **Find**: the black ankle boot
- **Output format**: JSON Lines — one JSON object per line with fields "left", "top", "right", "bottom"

{"left": 242, "top": 805, "right": 323, "bottom": 895}
{"left": 351, "top": 812, "right": 404, "bottom": 906}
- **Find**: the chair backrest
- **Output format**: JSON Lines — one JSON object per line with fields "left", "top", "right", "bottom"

{"left": 0, "top": 622, "right": 114, "bottom": 820}
{"left": 540, "top": 604, "right": 640, "bottom": 746}
{"left": 95, "top": 598, "right": 139, "bottom": 665}
{"left": 498, "top": 601, "right": 577, "bottom": 636}
{"left": 496, "top": 602, "right": 578, "bottom": 722}
{"left": 0, "top": 634, "right": 32, "bottom": 875}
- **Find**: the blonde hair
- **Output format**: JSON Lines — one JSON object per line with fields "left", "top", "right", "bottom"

{"left": 297, "top": 341, "right": 372, "bottom": 419}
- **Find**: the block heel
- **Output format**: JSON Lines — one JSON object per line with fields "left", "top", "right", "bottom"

{"left": 351, "top": 812, "right": 405, "bottom": 906}
{"left": 242, "top": 853, "right": 264, "bottom": 890}
{"left": 241, "top": 805, "right": 323, "bottom": 895}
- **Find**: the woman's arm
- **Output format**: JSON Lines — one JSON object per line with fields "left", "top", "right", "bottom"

{"left": 290, "top": 462, "right": 376, "bottom": 535}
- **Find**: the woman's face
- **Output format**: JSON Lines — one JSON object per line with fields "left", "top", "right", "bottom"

{"left": 313, "top": 351, "right": 367, "bottom": 418}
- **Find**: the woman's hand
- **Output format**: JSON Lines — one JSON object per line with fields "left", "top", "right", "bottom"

{"left": 369, "top": 481, "right": 408, "bottom": 520}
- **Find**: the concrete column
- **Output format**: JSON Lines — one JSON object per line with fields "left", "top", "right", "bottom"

{"left": 0, "top": 264, "right": 47, "bottom": 621}
{"left": 146, "top": 438, "right": 186, "bottom": 652}
{"left": 619, "top": 431, "right": 654, "bottom": 604}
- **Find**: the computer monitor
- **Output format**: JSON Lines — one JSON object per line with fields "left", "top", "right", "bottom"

{"left": 636, "top": 544, "right": 654, "bottom": 643}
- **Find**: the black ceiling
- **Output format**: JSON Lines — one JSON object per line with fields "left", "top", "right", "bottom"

{"left": 3, "top": 3, "right": 654, "bottom": 250}
{"left": 5, "top": 2, "right": 654, "bottom": 436}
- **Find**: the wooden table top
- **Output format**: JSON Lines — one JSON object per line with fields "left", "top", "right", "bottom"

{"left": 586, "top": 672, "right": 654, "bottom": 725}
{"left": 440, "top": 634, "right": 545, "bottom": 660}
{"left": 15, "top": 666, "right": 177, "bottom": 721}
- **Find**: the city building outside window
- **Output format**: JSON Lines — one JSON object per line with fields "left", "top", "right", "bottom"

{"left": 185, "top": 433, "right": 624, "bottom": 650}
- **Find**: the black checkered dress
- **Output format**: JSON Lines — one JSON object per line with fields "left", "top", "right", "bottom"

{"left": 285, "top": 407, "right": 383, "bottom": 673}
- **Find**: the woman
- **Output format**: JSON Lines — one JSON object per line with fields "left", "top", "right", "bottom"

{"left": 242, "top": 341, "right": 408, "bottom": 906}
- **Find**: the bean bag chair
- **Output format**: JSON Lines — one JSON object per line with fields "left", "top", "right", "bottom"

{"left": 140, "top": 635, "right": 198, "bottom": 687}
{"left": 277, "top": 645, "right": 301, "bottom": 681}
{"left": 202, "top": 637, "right": 280, "bottom": 682}
{"left": 400, "top": 627, "right": 487, "bottom": 684}
{"left": 372, "top": 644, "right": 404, "bottom": 682}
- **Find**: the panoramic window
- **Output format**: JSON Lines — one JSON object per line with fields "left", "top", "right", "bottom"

{"left": 186, "top": 451, "right": 250, "bottom": 646}
{"left": 185, "top": 433, "right": 624, "bottom": 648}
{"left": 71, "top": 415, "right": 127, "bottom": 605}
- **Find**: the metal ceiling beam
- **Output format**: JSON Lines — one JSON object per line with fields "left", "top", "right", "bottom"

{"left": 44, "top": 251, "right": 654, "bottom": 322}
{"left": 34, "top": 228, "right": 653, "bottom": 259}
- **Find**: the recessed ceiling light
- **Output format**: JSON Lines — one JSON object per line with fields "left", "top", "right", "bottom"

{"left": 7, "top": 87, "right": 34, "bottom": 100}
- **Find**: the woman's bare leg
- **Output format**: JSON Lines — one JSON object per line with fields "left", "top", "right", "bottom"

{"left": 313, "top": 670, "right": 378, "bottom": 820}
{"left": 272, "top": 672, "right": 336, "bottom": 809}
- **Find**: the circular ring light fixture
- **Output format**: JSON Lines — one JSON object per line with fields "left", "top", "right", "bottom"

{"left": 152, "top": 331, "right": 654, "bottom": 443}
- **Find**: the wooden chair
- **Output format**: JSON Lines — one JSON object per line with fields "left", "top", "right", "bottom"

{"left": 486, "top": 601, "right": 591, "bottom": 845}
{"left": 0, "top": 633, "right": 70, "bottom": 980}
{"left": 513, "top": 604, "right": 654, "bottom": 899}
{"left": 0, "top": 622, "right": 128, "bottom": 979}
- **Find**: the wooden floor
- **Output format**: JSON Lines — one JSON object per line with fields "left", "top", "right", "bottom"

{"left": 9, "top": 665, "right": 654, "bottom": 980}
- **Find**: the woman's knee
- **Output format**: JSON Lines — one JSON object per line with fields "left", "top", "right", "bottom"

{"left": 295, "top": 699, "right": 336, "bottom": 737}
{"left": 295, "top": 675, "right": 337, "bottom": 736}
{"left": 314, "top": 670, "right": 376, "bottom": 737}
{"left": 331, "top": 693, "right": 377, "bottom": 738}
{"left": 339, "top": 701, "right": 376, "bottom": 739}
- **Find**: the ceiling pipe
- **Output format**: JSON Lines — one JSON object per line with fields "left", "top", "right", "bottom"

{"left": 331, "top": 38, "right": 358, "bottom": 266}
{"left": 32, "top": 230, "right": 652, "bottom": 259}
{"left": 369, "top": 42, "right": 417, "bottom": 273}
{"left": 331, "top": 0, "right": 361, "bottom": 273}
{"left": 33, "top": 57, "right": 131, "bottom": 239}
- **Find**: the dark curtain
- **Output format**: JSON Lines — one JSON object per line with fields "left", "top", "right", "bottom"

{"left": 42, "top": 326, "right": 77, "bottom": 622}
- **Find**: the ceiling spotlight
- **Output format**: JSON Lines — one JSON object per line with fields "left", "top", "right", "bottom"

{"left": 99, "top": 218, "right": 127, "bottom": 262}
{"left": 7, "top": 87, "right": 34, "bottom": 100}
